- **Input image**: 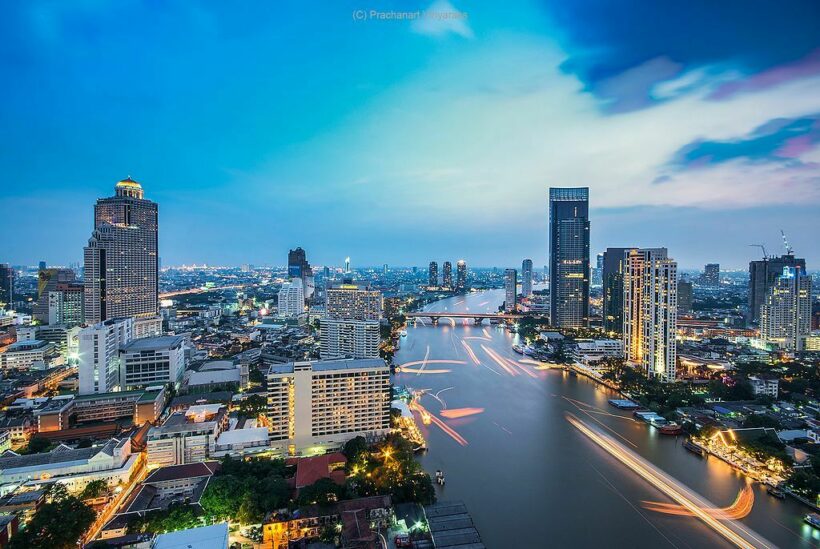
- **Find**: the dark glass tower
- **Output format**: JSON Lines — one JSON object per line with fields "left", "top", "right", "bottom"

{"left": 601, "top": 247, "right": 634, "bottom": 334}
{"left": 748, "top": 254, "right": 806, "bottom": 324}
{"left": 549, "top": 187, "right": 590, "bottom": 328}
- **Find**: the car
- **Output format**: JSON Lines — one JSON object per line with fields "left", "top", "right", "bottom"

{"left": 395, "top": 534, "right": 412, "bottom": 547}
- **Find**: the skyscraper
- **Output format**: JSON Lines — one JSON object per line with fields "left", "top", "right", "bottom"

{"left": 549, "top": 187, "right": 590, "bottom": 328}
{"left": 748, "top": 254, "right": 806, "bottom": 324}
{"left": 601, "top": 248, "right": 634, "bottom": 334}
{"left": 442, "top": 261, "right": 453, "bottom": 289}
{"left": 325, "top": 283, "right": 382, "bottom": 321}
{"left": 677, "top": 279, "right": 693, "bottom": 315}
{"left": 278, "top": 278, "right": 305, "bottom": 318}
{"left": 84, "top": 178, "right": 158, "bottom": 324}
{"left": 760, "top": 266, "right": 812, "bottom": 351}
{"left": 623, "top": 248, "right": 678, "bottom": 382}
{"left": 428, "top": 261, "right": 438, "bottom": 287}
{"left": 48, "top": 282, "right": 85, "bottom": 327}
{"left": 34, "top": 267, "right": 76, "bottom": 323}
{"left": 0, "top": 264, "right": 14, "bottom": 311}
{"left": 521, "top": 259, "right": 533, "bottom": 297}
{"left": 344, "top": 257, "right": 351, "bottom": 274}
{"left": 504, "top": 269, "right": 517, "bottom": 312}
{"left": 288, "top": 247, "right": 314, "bottom": 300}
{"left": 456, "top": 260, "right": 467, "bottom": 291}
{"left": 78, "top": 317, "right": 134, "bottom": 394}
{"left": 322, "top": 284, "right": 382, "bottom": 360}
{"left": 703, "top": 263, "right": 720, "bottom": 287}
{"left": 592, "top": 253, "right": 604, "bottom": 287}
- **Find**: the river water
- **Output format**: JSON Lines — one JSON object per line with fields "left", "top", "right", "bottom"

{"left": 393, "top": 289, "right": 818, "bottom": 549}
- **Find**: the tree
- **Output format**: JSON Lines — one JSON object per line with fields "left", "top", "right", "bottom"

{"left": 200, "top": 475, "right": 246, "bottom": 519}
{"left": 237, "top": 394, "right": 267, "bottom": 418}
{"left": 298, "top": 478, "right": 344, "bottom": 507}
{"left": 23, "top": 436, "right": 52, "bottom": 454}
{"left": 127, "top": 503, "right": 202, "bottom": 534}
{"left": 343, "top": 436, "right": 369, "bottom": 467}
{"left": 9, "top": 484, "right": 95, "bottom": 549}
{"left": 249, "top": 367, "right": 265, "bottom": 384}
{"left": 80, "top": 479, "right": 109, "bottom": 500}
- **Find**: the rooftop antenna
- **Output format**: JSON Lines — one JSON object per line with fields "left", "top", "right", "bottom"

{"left": 749, "top": 244, "right": 768, "bottom": 260}
{"left": 780, "top": 230, "right": 793, "bottom": 255}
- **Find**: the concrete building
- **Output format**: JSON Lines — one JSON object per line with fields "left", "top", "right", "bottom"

{"left": 277, "top": 278, "right": 304, "bottom": 318}
{"left": 748, "top": 254, "right": 806, "bottom": 324}
{"left": 325, "top": 284, "right": 382, "bottom": 321}
{"left": 84, "top": 178, "right": 159, "bottom": 324}
{"left": 33, "top": 268, "right": 76, "bottom": 324}
{"left": 749, "top": 376, "right": 779, "bottom": 398}
{"left": 266, "top": 358, "right": 390, "bottom": 456}
{"left": 760, "top": 266, "right": 812, "bottom": 351}
{"left": 678, "top": 279, "right": 693, "bottom": 315}
{"left": 521, "top": 259, "right": 533, "bottom": 298}
{"left": 601, "top": 248, "right": 635, "bottom": 334}
{"left": 549, "top": 187, "right": 590, "bottom": 328}
{"left": 456, "top": 260, "right": 467, "bottom": 291}
{"left": 442, "top": 261, "right": 453, "bottom": 289}
{"left": 147, "top": 405, "right": 229, "bottom": 468}
{"left": 0, "top": 340, "right": 56, "bottom": 370}
{"left": 78, "top": 317, "right": 134, "bottom": 394}
{"left": 0, "top": 264, "right": 13, "bottom": 311}
{"left": 47, "top": 283, "right": 85, "bottom": 327}
{"left": 428, "top": 261, "right": 438, "bottom": 287}
{"left": 320, "top": 318, "right": 380, "bottom": 359}
{"left": 623, "top": 248, "right": 678, "bottom": 382}
{"left": 119, "top": 335, "right": 186, "bottom": 389}
{"left": 703, "top": 263, "right": 720, "bottom": 288}
{"left": 504, "top": 269, "right": 517, "bottom": 312}
{"left": 573, "top": 339, "right": 623, "bottom": 367}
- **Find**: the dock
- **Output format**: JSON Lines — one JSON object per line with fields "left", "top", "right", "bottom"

{"left": 423, "top": 501, "right": 485, "bottom": 549}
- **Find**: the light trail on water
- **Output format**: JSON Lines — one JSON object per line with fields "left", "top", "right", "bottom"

{"left": 460, "top": 340, "right": 481, "bottom": 365}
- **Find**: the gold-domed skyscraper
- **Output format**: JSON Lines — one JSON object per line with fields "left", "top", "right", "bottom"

{"left": 84, "top": 177, "right": 158, "bottom": 324}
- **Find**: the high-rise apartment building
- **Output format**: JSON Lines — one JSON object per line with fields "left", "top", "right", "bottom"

{"left": 278, "top": 279, "right": 305, "bottom": 318}
{"left": 748, "top": 254, "right": 806, "bottom": 324}
{"left": 428, "top": 261, "right": 438, "bottom": 287}
{"left": 78, "top": 317, "right": 134, "bottom": 394}
{"left": 623, "top": 248, "right": 677, "bottom": 382}
{"left": 48, "top": 283, "right": 85, "bottom": 327}
{"left": 442, "top": 261, "right": 453, "bottom": 289}
{"left": 456, "top": 260, "right": 467, "bottom": 291}
{"left": 601, "top": 248, "right": 634, "bottom": 334}
{"left": 34, "top": 268, "right": 76, "bottom": 323}
{"left": 266, "top": 359, "right": 390, "bottom": 455}
{"left": 84, "top": 178, "right": 158, "bottom": 324}
{"left": 521, "top": 259, "right": 533, "bottom": 297}
{"left": 320, "top": 319, "right": 380, "bottom": 359}
{"left": 0, "top": 264, "right": 13, "bottom": 310}
{"left": 591, "top": 253, "right": 604, "bottom": 287}
{"left": 326, "top": 284, "right": 382, "bottom": 321}
{"left": 760, "top": 266, "right": 812, "bottom": 351}
{"left": 504, "top": 269, "right": 517, "bottom": 312}
{"left": 703, "top": 264, "right": 720, "bottom": 287}
{"left": 677, "top": 279, "right": 693, "bottom": 315}
{"left": 549, "top": 187, "right": 590, "bottom": 328}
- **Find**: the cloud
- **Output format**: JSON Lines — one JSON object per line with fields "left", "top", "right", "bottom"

{"left": 411, "top": 0, "right": 473, "bottom": 38}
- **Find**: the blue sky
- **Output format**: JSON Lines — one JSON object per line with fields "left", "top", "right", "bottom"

{"left": 2, "top": 0, "right": 819, "bottom": 269}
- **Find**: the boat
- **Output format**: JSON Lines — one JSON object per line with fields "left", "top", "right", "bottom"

{"left": 683, "top": 439, "right": 705, "bottom": 457}
{"left": 659, "top": 423, "right": 683, "bottom": 435}
{"left": 523, "top": 346, "right": 536, "bottom": 356}
{"left": 512, "top": 344, "right": 525, "bottom": 354}
{"left": 805, "top": 513, "right": 820, "bottom": 529}
{"left": 435, "top": 470, "right": 446, "bottom": 486}
{"left": 767, "top": 487, "right": 786, "bottom": 499}
{"left": 400, "top": 330, "right": 407, "bottom": 337}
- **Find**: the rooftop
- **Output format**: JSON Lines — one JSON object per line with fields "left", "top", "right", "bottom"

{"left": 269, "top": 358, "right": 387, "bottom": 376}
{"left": 143, "top": 461, "right": 219, "bottom": 484}
{"left": 121, "top": 335, "right": 184, "bottom": 352}
{"left": 153, "top": 522, "right": 229, "bottom": 549}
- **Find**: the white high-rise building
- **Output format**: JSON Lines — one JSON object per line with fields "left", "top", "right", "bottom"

{"left": 119, "top": 335, "right": 186, "bottom": 389}
{"left": 320, "top": 319, "right": 380, "bottom": 359}
{"left": 78, "top": 317, "right": 134, "bottom": 395}
{"left": 266, "top": 358, "right": 390, "bottom": 455}
{"left": 761, "top": 266, "right": 812, "bottom": 351}
{"left": 325, "top": 284, "right": 382, "bottom": 321}
{"left": 278, "top": 278, "right": 305, "bottom": 318}
{"left": 504, "top": 269, "right": 517, "bottom": 312}
{"left": 623, "top": 248, "right": 677, "bottom": 382}
{"left": 521, "top": 259, "right": 533, "bottom": 297}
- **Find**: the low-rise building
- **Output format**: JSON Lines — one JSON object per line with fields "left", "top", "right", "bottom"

{"left": 573, "top": 339, "right": 623, "bottom": 367}
{"left": 119, "top": 335, "right": 186, "bottom": 390}
{"left": 749, "top": 375, "right": 779, "bottom": 398}
{"left": 146, "top": 405, "right": 228, "bottom": 468}
{"left": 0, "top": 340, "right": 57, "bottom": 370}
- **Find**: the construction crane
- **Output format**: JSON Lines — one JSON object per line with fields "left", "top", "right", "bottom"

{"left": 780, "top": 230, "right": 794, "bottom": 255}
{"left": 749, "top": 244, "right": 768, "bottom": 259}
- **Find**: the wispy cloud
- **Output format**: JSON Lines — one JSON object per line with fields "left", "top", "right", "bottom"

{"left": 411, "top": 0, "right": 473, "bottom": 38}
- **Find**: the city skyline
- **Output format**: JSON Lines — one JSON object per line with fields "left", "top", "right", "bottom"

{"left": 2, "top": 2, "right": 819, "bottom": 268}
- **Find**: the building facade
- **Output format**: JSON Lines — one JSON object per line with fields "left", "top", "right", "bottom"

{"left": 428, "top": 262, "right": 438, "bottom": 287}
{"left": 549, "top": 187, "right": 590, "bottom": 328}
{"left": 34, "top": 268, "right": 76, "bottom": 323}
{"left": 521, "top": 259, "right": 533, "bottom": 298}
{"left": 0, "top": 264, "right": 13, "bottom": 310}
{"left": 278, "top": 278, "right": 305, "bottom": 318}
{"left": 442, "top": 261, "right": 453, "bottom": 289}
{"left": 748, "top": 254, "right": 806, "bottom": 324}
{"left": 703, "top": 263, "right": 720, "bottom": 287}
{"left": 47, "top": 283, "right": 85, "bottom": 326}
{"left": 677, "top": 279, "right": 693, "bottom": 315}
{"left": 760, "top": 266, "right": 812, "bottom": 351}
{"left": 119, "top": 335, "right": 186, "bottom": 389}
{"left": 455, "top": 260, "right": 467, "bottom": 291}
{"left": 319, "top": 319, "right": 380, "bottom": 359}
{"left": 266, "top": 359, "right": 390, "bottom": 455}
{"left": 325, "top": 284, "right": 382, "bottom": 321}
{"left": 84, "top": 178, "right": 159, "bottom": 324}
{"left": 623, "top": 248, "right": 678, "bottom": 382}
{"left": 78, "top": 317, "right": 134, "bottom": 394}
{"left": 601, "top": 247, "right": 634, "bottom": 334}
{"left": 504, "top": 269, "right": 517, "bottom": 312}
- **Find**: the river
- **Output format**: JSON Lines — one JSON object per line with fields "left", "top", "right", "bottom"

{"left": 393, "top": 289, "right": 818, "bottom": 549}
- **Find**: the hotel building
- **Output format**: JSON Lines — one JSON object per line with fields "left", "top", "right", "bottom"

{"left": 760, "top": 266, "right": 812, "bottom": 351}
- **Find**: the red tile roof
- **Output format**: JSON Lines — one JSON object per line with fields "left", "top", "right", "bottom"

{"left": 294, "top": 452, "right": 347, "bottom": 488}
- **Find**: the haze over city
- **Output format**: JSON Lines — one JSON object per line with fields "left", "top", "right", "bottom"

{"left": 2, "top": 1, "right": 819, "bottom": 268}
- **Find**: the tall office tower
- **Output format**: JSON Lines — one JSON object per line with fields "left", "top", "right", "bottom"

{"left": 288, "top": 247, "right": 314, "bottom": 300}
{"left": 326, "top": 283, "right": 382, "bottom": 321}
{"left": 760, "top": 266, "right": 812, "bottom": 351}
{"left": 48, "top": 282, "right": 85, "bottom": 326}
{"left": 0, "top": 264, "right": 15, "bottom": 310}
{"left": 592, "top": 253, "right": 604, "bottom": 286}
{"left": 748, "top": 254, "right": 806, "bottom": 324}
{"left": 521, "top": 259, "right": 533, "bottom": 297}
{"left": 266, "top": 358, "right": 390, "bottom": 454}
{"left": 442, "top": 261, "right": 453, "bottom": 289}
{"left": 428, "top": 261, "right": 438, "bottom": 287}
{"left": 320, "top": 319, "right": 380, "bottom": 359}
{"left": 278, "top": 278, "right": 305, "bottom": 318}
{"left": 344, "top": 257, "right": 351, "bottom": 274}
{"left": 623, "top": 248, "right": 678, "bottom": 382}
{"left": 549, "top": 187, "right": 590, "bottom": 328}
{"left": 383, "top": 264, "right": 388, "bottom": 275}
{"left": 34, "top": 268, "right": 76, "bottom": 323}
{"left": 602, "top": 248, "right": 634, "bottom": 334}
{"left": 677, "top": 279, "right": 694, "bottom": 315}
{"left": 504, "top": 269, "right": 518, "bottom": 312}
{"left": 78, "top": 317, "right": 134, "bottom": 394}
{"left": 703, "top": 263, "right": 720, "bottom": 287}
{"left": 456, "top": 260, "right": 467, "bottom": 291}
{"left": 84, "top": 178, "right": 158, "bottom": 324}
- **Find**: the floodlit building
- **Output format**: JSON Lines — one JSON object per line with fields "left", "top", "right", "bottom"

{"left": 623, "top": 248, "right": 678, "bottom": 382}
{"left": 760, "top": 266, "right": 812, "bottom": 351}
{"left": 147, "top": 405, "right": 229, "bottom": 468}
{"left": 549, "top": 187, "right": 590, "bottom": 328}
{"left": 266, "top": 358, "right": 390, "bottom": 456}
{"left": 325, "top": 284, "right": 382, "bottom": 321}
{"left": 428, "top": 261, "right": 438, "bottom": 287}
{"left": 84, "top": 178, "right": 159, "bottom": 324}
{"left": 78, "top": 317, "right": 134, "bottom": 394}
{"left": 748, "top": 254, "right": 806, "bottom": 324}
{"left": 278, "top": 278, "right": 305, "bottom": 318}
{"left": 442, "top": 261, "right": 453, "bottom": 289}
{"left": 456, "top": 260, "right": 467, "bottom": 291}
{"left": 33, "top": 268, "right": 77, "bottom": 324}
{"left": 573, "top": 339, "right": 623, "bottom": 367}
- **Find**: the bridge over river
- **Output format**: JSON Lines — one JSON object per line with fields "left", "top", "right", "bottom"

{"left": 404, "top": 311, "right": 523, "bottom": 325}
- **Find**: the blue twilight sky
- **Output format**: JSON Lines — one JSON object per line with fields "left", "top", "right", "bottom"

{"left": 2, "top": 0, "right": 819, "bottom": 269}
